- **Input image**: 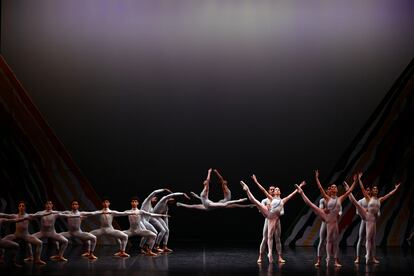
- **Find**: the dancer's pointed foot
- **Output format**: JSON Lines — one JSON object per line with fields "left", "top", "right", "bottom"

{"left": 163, "top": 246, "right": 173, "bottom": 253}
{"left": 257, "top": 254, "right": 263, "bottom": 263}
{"left": 240, "top": 181, "right": 249, "bottom": 191}
{"left": 268, "top": 254, "right": 274, "bottom": 264}
{"left": 183, "top": 193, "right": 191, "bottom": 200}
{"left": 49, "top": 255, "right": 60, "bottom": 260}
{"left": 373, "top": 257, "right": 380, "bottom": 264}
{"left": 176, "top": 202, "right": 183, "bottom": 207}
{"left": 53, "top": 256, "right": 67, "bottom": 262}
{"left": 113, "top": 251, "right": 122, "bottom": 256}
{"left": 314, "top": 257, "right": 321, "bottom": 267}
{"left": 81, "top": 252, "right": 90, "bottom": 257}
{"left": 278, "top": 257, "right": 286, "bottom": 263}
{"left": 155, "top": 246, "right": 164, "bottom": 253}
{"left": 334, "top": 259, "right": 342, "bottom": 267}
{"left": 354, "top": 257, "right": 360, "bottom": 264}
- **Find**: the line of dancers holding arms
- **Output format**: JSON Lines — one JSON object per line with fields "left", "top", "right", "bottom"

{"left": 0, "top": 168, "right": 401, "bottom": 267}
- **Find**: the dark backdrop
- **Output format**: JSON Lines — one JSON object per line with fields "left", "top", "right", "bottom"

{"left": 1, "top": 0, "right": 414, "bottom": 243}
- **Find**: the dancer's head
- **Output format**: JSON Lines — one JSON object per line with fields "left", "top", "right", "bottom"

{"left": 371, "top": 186, "right": 379, "bottom": 197}
{"left": 273, "top": 187, "right": 281, "bottom": 196}
{"left": 130, "top": 196, "right": 140, "bottom": 208}
{"left": 45, "top": 200, "right": 53, "bottom": 211}
{"left": 71, "top": 200, "right": 80, "bottom": 211}
{"left": 268, "top": 186, "right": 275, "bottom": 196}
{"left": 151, "top": 196, "right": 158, "bottom": 206}
{"left": 365, "top": 187, "right": 371, "bottom": 196}
{"left": 329, "top": 184, "right": 338, "bottom": 196}
{"left": 18, "top": 200, "right": 26, "bottom": 214}
{"left": 102, "top": 198, "right": 110, "bottom": 208}
{"left": 326, "top": 186, "right": 331, "bottom": 196}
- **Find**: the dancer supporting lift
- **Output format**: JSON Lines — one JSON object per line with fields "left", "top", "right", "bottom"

{"left": 240, "top": 176, "right": 306, "bottom": 264}
{"left": 255, "top": 183, "right": 283, "bottom": 264}
{"left": 294, "top": 170, "right": 356, "bottom": 267}
{"left": 58, "top": 200, "right": 102, "bottom": 260}
{"left": 344, "top": 172, "right": 400, "bottom": 264}
{"left": 177, "top": 168, "right": 251, "bottom": 210}
{"left": 120, "top": 197, "right": 169, "bottom": 256}
{"left": 151, "top": 192, "right": 190, "bottom": 252}
{"left": 354, "top": 186, "right": 374, "bottom": 264}
{"left": 90, "top": 198, "right": 135, "bottom": 257}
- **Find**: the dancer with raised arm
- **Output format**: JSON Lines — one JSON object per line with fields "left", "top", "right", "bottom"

{"left": 294, "top": 170, "right": 356, "bottom": 267}
{"left": 2, "top": 201, "right": 47, "bottom": 265}
{"left": 177, "top": 168, "right": 252, "bottom": 210}
{"left": 58, "top": 200, "right": 102, "bottom": 260}
{"left": 344, "top": 172, "right": 401, "bottom": 264}
{"left": 151, "top": 192, "right": 190, "bottom": 252}
{"left": 139, "top": 188, "right": 172, "bottom": 254}
{"left": 89, "top": 198, "right": 135, "bottom": 257}
{"left": 240, "top": 176, "right": 306, "bottom": 264}
{"left": 120, "top": 197, "right": 169, "bottom": 256}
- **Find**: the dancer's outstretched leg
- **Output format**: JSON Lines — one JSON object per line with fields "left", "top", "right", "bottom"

{"left": 355, "top": 221, "right": 366, "bottom": 264}
{"left": 176, "top": 203, "right": 206, "bottom": 210}
{"left": 240, "top": 181, "right": 269, "bottom": 217}
{"left": 214, "top": 169, "right": 231, "bottom": 203}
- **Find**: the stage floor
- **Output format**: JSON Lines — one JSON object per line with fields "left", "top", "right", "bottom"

{"left": 1, "top": 243, "right": 414, "bottom": 275}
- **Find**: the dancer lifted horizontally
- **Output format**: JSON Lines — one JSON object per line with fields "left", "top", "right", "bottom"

{"left": 177, "top": 168, "right": 252, "bottom": 210}
{"left": 240, "top": 176, "right": 306, "bottom": 264}
{"left": 294, "top": 170, "right": 356, "bottom": 267}
{"left": 344, "top": 172, "right": 400, "bottom": 265}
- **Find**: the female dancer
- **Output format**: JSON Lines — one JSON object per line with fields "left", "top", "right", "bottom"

{"left": 344, "top": 172, "right": 400, "bottom": 264}
{"left": 177, "top": 168, "right": 252, "bottom": 210}
{"left": 294, "top": 170, "right": 356, "bottom": 267}
{"left": 240, "top": 175, "right": 306, "bottom": 264}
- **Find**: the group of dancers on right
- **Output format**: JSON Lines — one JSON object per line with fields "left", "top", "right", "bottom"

{"left": 238, "top": 170, "right": 401, "bottom": 267}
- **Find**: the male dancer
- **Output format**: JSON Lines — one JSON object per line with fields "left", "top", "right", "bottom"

{"left": 120, "top": 197, "right": 169, "bottom": 256}
{"left": 0, "top": 215, "right": 29, "bottom": 265}
{"left": 28, "top": 200, "right": 69, "bottom": 261}
{"left": 89, "top": 198, "right": 134, "bottom": 257}
{"left": 139, "top": 188, "right": 172, "bottom": 253}
{"left": 59, "top": 200, "right": 102, "bottom": 259}
{"left": 151, "top": 191, "right": 190, "bottom": 252}
{"left": 2, "top": 201, "right": 46, "bottom": 265}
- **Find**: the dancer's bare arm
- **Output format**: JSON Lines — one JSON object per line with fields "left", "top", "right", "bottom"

{"left": 315, "top": 170, "right": 329, "bottom": 201}
{"left": 339, "top": 175, "right": 357, "bottom": 203}
{"left": 379, "top": 182, "right": 401, "bottom": 203}
{"left": 358, "top": 172, "right": 370, "bottom": 201}
{"left": 252, "top": 174, "right": 272, "bottom": 200}
{"left": 282, "top": 181, "right": 306, "bottom": 205}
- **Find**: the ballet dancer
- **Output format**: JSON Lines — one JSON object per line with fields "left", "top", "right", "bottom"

{"left": 90, "top": 198, "right": 135, "bottom": 257}
{"left": 294, "top": 170, "right": 356, "bottom": 267}
{"left": 27, "top": 200, "right": 70, "bottom": 261}
{"left": 151, "top": 191, "right": 190, "bottom": 252}
{"left": 0, "top": 215, "right": 31, "bottom": 265}
{"left": 120, "top": 197, "right": 169, "bottom": 256}
{"left": 177, "top": 168, "right": 251, "bottom": 210}
{"left": 240, "top": 176, "right": 306, "bottom": 264}
{"left": 256, "top": 185, "right": 283, "bottom": 264}
{"left": 140, "top": 188, "right": 172, "bottom": 254}
{"left": 344, "top": 172, "right": 400, "bottom": 264}
{"left": 354, "top": 186, "right": 372, "bottom": 264}
{"left": 2, "top": 201, "right": 47, "bottom": 265}
{"left": 58, "top": 200, "right": 103, "bottom": 260}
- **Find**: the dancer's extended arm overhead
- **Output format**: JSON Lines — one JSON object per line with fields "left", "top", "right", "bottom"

{"left": 252, "top": 174, "right": 273, "bottom": 201}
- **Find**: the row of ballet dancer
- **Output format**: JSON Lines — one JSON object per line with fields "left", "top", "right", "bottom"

{"left": 0, "top": 168, "right": 401, "bottom": 268}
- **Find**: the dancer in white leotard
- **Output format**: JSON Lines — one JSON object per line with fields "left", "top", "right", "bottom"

{"left": 2, "top": 201, "right": 48, "bottom": 265}
{"left": 295, "top": 170, "right": 356, "bottom": 267}
{"left": 0, "top": 215, "right": 32, "bottom": 265}
{"left": 151, "top": 192, "right": 190, "bottom": 253}
{"left": 240, "top": 176, "right": 306, "bottom": 264}
{"left": 354, "top": 187, "right": 371, "bottom": 264}
{"left": 256, "top": 185, "right": 283, "bottom": 264}
{"left": 344, "top": 172, "right": 400, "bottom": 264}
{"left": 120, "top": 197, "right": 169, "bottom": 256}
{"left": 58, "top": 200, "right": 102, "bottom": 260}
{"left": 90, "top": 198, "right": 135, "bottom": 258}
{"left": 139, "top": 188, "right": 172, "bottom": 254}
{"left": 177, "top": 168, "right": 252, "bottom": 210}
{"left": 25, "top": 200, "right": 74, "bottom": 262}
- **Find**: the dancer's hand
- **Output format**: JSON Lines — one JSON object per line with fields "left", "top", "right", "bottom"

{"left": 294, "top": 184, "right": 303, "bottom": 194}
{"left": 395, "top": 182, "right": 401, "bottom": 190}
{"left": 299, "top": 181, "right": 306, "bottom": 187}
{"left": 251, "top": 174, "right": 257, "bottom": 181}
{"left": 353, "top": 174, "right": 358, "bottom": 182}
{"left": 164, "top": 188, "right": 172, "bottom": 193}
{"left": 358, "top": 172, "right": 363, "bottom": 180}
{"left": 343, "top": 181, "right": 350, "bottom": 191}
{"left": 314, "top": 170, "right": 319, "bottom": 178}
